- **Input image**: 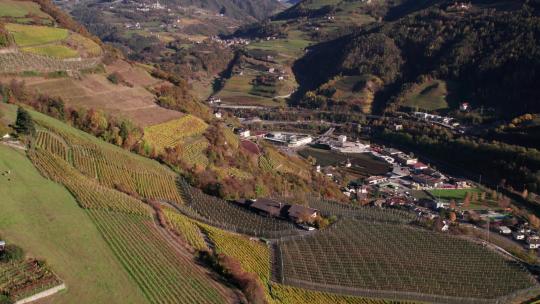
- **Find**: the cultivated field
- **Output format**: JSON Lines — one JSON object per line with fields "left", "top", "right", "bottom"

{"left": 6, "top": 23, "right": 68, "bottom": 47}
{"left": 143, "top": 115, "right": 208, "bottom": 151}
{"left": 177, "top": 179, "right": 301, "bottom": 238}
{"left": 0, "top": 258, "right": 61, "bottom": 302}
{"left": 88, "top": 210, "right": 230, "bottom": 304}
{"left": 34, "top": 120, "right": 183, "bottom": 206}
{"left": 275, "top": 218, "right": 537, "bottom": 303}
{"left": 163, "top": 209, "right": 407, "bottom": 304}
{"left": 22, "top": 72, "right": 182, "bottom": 127}
{"left": 298, "top": 147, "right": 391, "bottom": 177}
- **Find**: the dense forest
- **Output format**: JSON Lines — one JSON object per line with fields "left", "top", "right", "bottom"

{"left": 292, "top": 0, "right": 540, "bottom": 117}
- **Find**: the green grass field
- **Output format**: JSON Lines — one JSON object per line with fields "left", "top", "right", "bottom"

{"left": 247, "top": 36, "right": 311, "bottom": 58}
{"left": 217, "top": 73, "right": 284, "bottom": 107}
{"left": 428, "top": 188, "right": 482, "bottom": 200}
{"left": 0, "top": 144, "right": 147, "bottom": 304}
{"left": 402, "top": 79, "right": 449, "bottom": 111}
{"left": 0, "top": 0, "right": 50, "bottom": 18}
{"left": 22, "top": 45, "right": 79, "bottom": 58}
{"left": 6, "top": 23, "right": 68, "bottom": 47}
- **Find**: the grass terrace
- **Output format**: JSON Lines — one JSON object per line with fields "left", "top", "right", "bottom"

{"left": 22, "top": 44, "right": 78, "bottom": 59}
{"left": 6, "top": 23, "right": 68, "bottom": 47}
{"left": 0, "top": 0, "right": 50, "bottom": 19}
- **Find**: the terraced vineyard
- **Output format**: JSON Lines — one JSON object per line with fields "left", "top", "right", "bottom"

{"left": 36, "top": 121, "right": 183, "bottom": 205}
{"left": 27, "top": 117, "right": 234, "bottom": 304}
{"left": 29, "top": 148, "right": 150, "bottom": 216}
{"left": 0, "top": 258, "right": 62, "bottom": 302}
{"left": 0, "top": 52, "right": 101, "bottom": 73}
{"left": 181, "top": 137, "right": 210, "bottom": 168}
{"left": 143, "top": 115, "right": 208, "bottom": 151}
{"left": 163, "top": 208, "right": 410, "bottom": 304}
{"left": 88, "top": 210, "right": 229, "bottom": 304}
{"left": 200, "top": 222, "right": 271, "bottom": 282}
{"left": 34, "top": 130, "right": 69, "bottom": 161}
{"left": 270, "top": 284, "right": 406, "bottom": 304}
{"left": 263, "top": 149, "right": 309, "bottom": 178}
{"left": 163, "top": 208, "right": 208, "bottom": 251}
{"left": 275, "top": 218, "right": 537, "bottom": 303}
{"left": 178, "top": 180, "right": 301, "bottom": 238}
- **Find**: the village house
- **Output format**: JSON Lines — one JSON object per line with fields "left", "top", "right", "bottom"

{"left": 412, "top": 174, "right": 444, "bottom": 188}
{"left": 234, "top": 128, "right": 250, "bottom": 138}
{"left": 396, "top": 153, "right": 418, "bottom": 166}
{"left": 207, "top": 96, "right": 221, "bottom": 104}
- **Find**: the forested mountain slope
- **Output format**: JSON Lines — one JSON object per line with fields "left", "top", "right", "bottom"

{"left": 292, "top": 0, "right": 540, "bottom": 116}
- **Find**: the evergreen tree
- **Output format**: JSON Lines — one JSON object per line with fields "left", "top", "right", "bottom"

{"left": 14, "top": 107, "right": 35, "bottom": 135}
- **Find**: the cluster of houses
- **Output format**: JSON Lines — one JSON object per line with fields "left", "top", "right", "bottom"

{"left": 134, "top": 0, "right": 166, "bottom": 12}
{"left": 412, "top": 111, "right": 461, "bottom": 129}
{"left": 236, "top": 198, "right": 319, "bottom": 228}
{"left": 505, "top": 224, "right": 540, "bottom": 249}
{"left": 211, "top": 36, "right": 251, "bottom": 46}
{"left": 367, "top": 145, "right": 463, "bottom": 190}
{"left": 447, "top": 2, "right": 472, "bottom": 11}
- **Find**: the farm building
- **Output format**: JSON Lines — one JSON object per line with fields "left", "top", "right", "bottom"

{"left": 238, "top": 198, "right": 319, "bottom": 222}
{"left": 285, "top": 205, "right": 318, "bottom": 222}
{"left": 249, "top": 198, "right": 284, "bottom": 217}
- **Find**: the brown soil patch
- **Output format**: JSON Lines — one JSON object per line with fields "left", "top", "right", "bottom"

{"left": 15, "top": 71, "right": 181, "bottom": 127}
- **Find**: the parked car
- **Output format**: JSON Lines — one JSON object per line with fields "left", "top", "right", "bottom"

{"left": 498, "top": 226, "right": 512, "bottom": 235}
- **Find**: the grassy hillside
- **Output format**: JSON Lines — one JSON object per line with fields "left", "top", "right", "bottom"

{"left": 2, "top": 102, "right": 239, "bottom": 303}
{"left": 0, "top": 142, "right": 147, "bottom": 304}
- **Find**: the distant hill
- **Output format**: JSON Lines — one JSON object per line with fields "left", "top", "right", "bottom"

{"left": 167, "top": 0, "right": 284, "bottom": 20}
{"left": 290, "top": 0, "right": 540, "bottom": 116}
